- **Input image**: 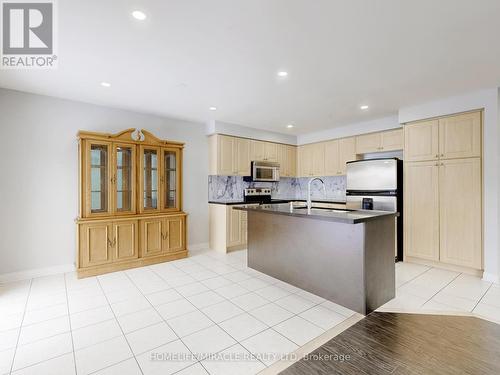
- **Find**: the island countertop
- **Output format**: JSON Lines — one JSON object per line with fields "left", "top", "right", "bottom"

{"left": 234, "top": 203, "right": 397, "bottom": 224}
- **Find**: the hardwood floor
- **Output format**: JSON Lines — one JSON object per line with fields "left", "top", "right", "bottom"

{"left": 280, "top": 312, "right": 500, "bottom": 375}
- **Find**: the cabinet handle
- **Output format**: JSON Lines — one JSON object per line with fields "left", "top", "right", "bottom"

{"left": 161, "top": 232, "right": 169, "bottom": 241}
{"left": 435, "top": 154, "right": 439, "bottom": 158}
{"left": 435, "top": 163, "right": 439, "bottom": 166}
{"left": 107, "top": 238, "right": 113, "bottom": 247}
{"left": 440, "top": 154, "right": 444, "bottom": 157}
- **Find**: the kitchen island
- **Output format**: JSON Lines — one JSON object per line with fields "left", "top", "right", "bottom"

{"left": 234, "top": 203, "right": 398, "bottom": 315}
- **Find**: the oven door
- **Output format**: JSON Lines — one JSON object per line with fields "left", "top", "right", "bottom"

{"left": 252, "top": 163, "right": 280, "bottom": 182}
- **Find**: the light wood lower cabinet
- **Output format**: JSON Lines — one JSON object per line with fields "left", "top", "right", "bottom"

{"left": 79, "top": 219, "right": 139, "bottom": 268}
{"left": 209, "top": 204, "right": 248, "bottom": 252}
{"left": 404, "top": 158, "right": 482, "bottom": 270}
{"left": 78, "top": 214, "right": 187, "bottom": 277}
{"left": 113, "top": 220, "right": 139, "bottom": 261}
{"left": 140, "top": 215, "right": 186, "bottom": 257}
{"left": 79, "top": 222, "right": 113, "bottom": 268}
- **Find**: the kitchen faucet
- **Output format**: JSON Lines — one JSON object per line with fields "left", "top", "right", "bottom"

{"left": 307, "top": 177, "right": 326, "bottom": 214}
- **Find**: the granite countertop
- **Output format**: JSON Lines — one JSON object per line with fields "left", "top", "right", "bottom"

{"left": 208, "top": 198, "right": 347, "bottom": 206}
{"left": 233, "top": 203, "right": 397, "bottom": 224}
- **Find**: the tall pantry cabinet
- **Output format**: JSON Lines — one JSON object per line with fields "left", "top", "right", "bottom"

{"left": 404, "top": 111, "right": 482, "bottom": 271}
{"left": 77, "top": 129, "right": 187, "bottom": 278}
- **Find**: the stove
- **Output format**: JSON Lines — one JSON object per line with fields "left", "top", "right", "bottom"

{"left": 243, "top": 188, "right": 272, "bottom": 204}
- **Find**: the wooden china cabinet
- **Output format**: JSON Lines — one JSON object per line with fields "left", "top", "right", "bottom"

{"left": 76, "top": 129, "right": 187, "bottom": 278}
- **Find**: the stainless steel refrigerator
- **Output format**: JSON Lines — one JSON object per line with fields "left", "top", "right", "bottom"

{"left": 346, "top": 158, "right": 403, "bottom": 261}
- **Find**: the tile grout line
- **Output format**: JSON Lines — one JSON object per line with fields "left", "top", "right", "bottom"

{"left": 471, "top": 282, "right": 494, "bottom": 312}
{"left": 8, "top": 278, "right": 33, "bottom": 375}
{"left": 63, "top": 273, "right": 78, "bottom": 375}
{"left": 95, "top": 276, "right": 145, "bottom": 375}
{"left": 133, "top": 260, "right": 274, "bottom": 370}
{"left": 122, "top": 270, "right": 212, "bottom": 374}
{"left": 420, "top": 271, "right": 463, "bottom": 309}
{"left": 396, "top": 265, "right": 433, "bottom": 289}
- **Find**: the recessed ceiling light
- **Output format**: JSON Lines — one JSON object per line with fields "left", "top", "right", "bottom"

{"left": 360, "top": 105, "right": 369, "bottom": 110}
{"left": 100, "top": 82, "right": 111, "bottom": 88}
{"left": 132, "top": 10, "right": 147, "bottom": 20}
{"left": 286, "top": 124, "right": 294, "bottom": 128}
{"left": 277, "top": 71, "right": 288, "bottom": 77}
{"left": 209, "top": 106, "right": 217, "bottom": 111}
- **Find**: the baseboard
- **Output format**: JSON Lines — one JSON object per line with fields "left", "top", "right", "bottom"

{"left": 189, "top": 242, "right": 210, "bottom": 251}
{"left": 0, "top": 263, "right": 76, "bottom": 284}
{"left": 482, "top": 272, "right": 500, "bottom": 284}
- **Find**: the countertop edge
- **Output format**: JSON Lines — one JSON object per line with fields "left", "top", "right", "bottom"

{"left": 208, "top": 198, "right": 347, "bottom": 206}
{"left": 234, "top": 205, "right": 398, "bottom": 224}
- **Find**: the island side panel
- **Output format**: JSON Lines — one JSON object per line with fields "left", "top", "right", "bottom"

{"left": 364, "top": 216, "right": 396, "bottom": 313}
{"left": 247, "top": 211, "right": 367, "bottom": 314}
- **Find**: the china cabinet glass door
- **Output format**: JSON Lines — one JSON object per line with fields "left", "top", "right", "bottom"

{"left": 141, "top": 147, "right": 160, "bottom": 212}
{"left": 113, "top": 144, "right": 136, "bottom": 214}
{"left": 87, "top": 141, "right": 111, "bottom": 216}
{"left": 162, "top": 148, "right": 180, "bottom": 211}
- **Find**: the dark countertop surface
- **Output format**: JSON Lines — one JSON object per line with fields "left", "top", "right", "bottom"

{"left": 208, "top": 198, "right": 347, "bottom": 206}
{"left": 233, "top": 203, "right": 397, "bottom": 224}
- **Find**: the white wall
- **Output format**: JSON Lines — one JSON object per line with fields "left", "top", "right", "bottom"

{"left": 206, "top": 120, "right": 297, "bottom": 145}
{"left": 0, "top": 89, "right": 208, "bottom": 275}
{"left": 297, "top": 115, "right": 401, "bottom": 145}
{"left": 399, "top": 88, "right": 500, "bottom": 283}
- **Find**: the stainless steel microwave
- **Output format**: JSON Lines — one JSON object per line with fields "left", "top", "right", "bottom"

{"left": 251, "top": 161, "right": 280, "bottom": 182}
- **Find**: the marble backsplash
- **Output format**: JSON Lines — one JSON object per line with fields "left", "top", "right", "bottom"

{"left": 208, "top": 175, "right": 346, "bottom": 202}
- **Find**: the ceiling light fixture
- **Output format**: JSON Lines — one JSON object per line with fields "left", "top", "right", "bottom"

{"left": 277, "top": 71, "right": 288, "bottom": 77}
{"left": 100, "top": 82, "right": 111, "bottom": 88}
{"left": 132, "top": 10, "right": 147, "bottom": 20}
{"left": 360, "top": 105, "right": 369, "bottom": 110}
{"left": 286, "top": 124, "right": 294, "bottom": 128}
{"left": 209, "top": 106, "right": 217, "bottom": 111}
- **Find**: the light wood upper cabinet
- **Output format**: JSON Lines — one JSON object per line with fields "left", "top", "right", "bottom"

{"left": 250, "top": 140, "right": 266, "bottom": 161}
{"left": 113, "top": 220, "right": 138, "bottom": 261}
{"left": 324, "top": 137, "right": 356, "bottom": 176}
{"left": 312, "top": 142, "right": 325, "bottom": 176}
{"left": 381, "top": 129, "right": 403, "bottom": 151}
{"left": 79, "top": 222, "right": 113, "bottom": 268}
{"left": 356, "top": 129, "right": 403, "bottom": 154}
{"left": 438, "top": 112, "right": 481, "bottom": 159}
{"left": 235, "top": 138, "right": 250, "bottom": 175}
{"left": 324, "top": 140, "right": 339, "bottom": 175}
{"left": 338, "top": 137, "right": 357, "bottom": 175}
{"left": 264, "top": 142, "right": 278, "bottom": 162}
{"left": 298, "top": 144, "right": 314, "bottom": 177}
{"left": 217, "top": 135, "right": 235, "bottom": 175}
{"left": 404, "top": 120, "right": 439, "bottom": 162}
{"left": 288, "top": 145, "right": 297, "bottom": 177}
{"left": 405, "top": 111, "right": 482, "bottom": 162}
{"left": 404, "top": 161, "right": 440, "bottom": 261}
{"left": 439, "top": 158, "right": 482, "bottom": 269}
{"left": 355, "top": 132, "right": 381, "bottom": 154}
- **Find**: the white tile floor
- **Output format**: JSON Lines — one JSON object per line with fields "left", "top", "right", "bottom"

{"left": 378, "top": 262, "right": 500, "bottom": 324}
{"left": 0, "top": 249, "right": 356, "bottom": 375}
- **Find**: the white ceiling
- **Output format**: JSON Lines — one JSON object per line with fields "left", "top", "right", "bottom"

{"left": 1, "top": 0, "right": 500, "bottom": 134}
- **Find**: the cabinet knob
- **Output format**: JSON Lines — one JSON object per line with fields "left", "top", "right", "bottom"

{"left": 440, "top": 154, "right": 444, "bottom": 157}
{"left": 435, "top": 154, "right": 439, "bottom": 158}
